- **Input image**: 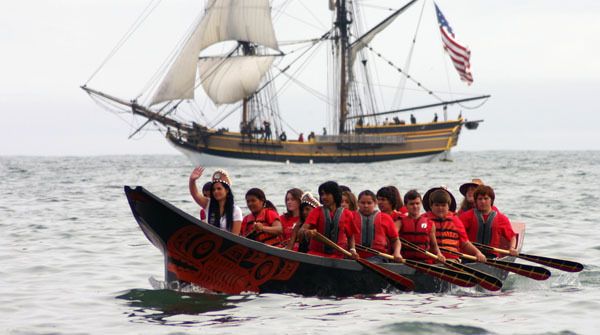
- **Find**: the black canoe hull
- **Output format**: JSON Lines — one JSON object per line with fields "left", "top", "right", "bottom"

{"left": 125, "top": 186, "right": 521, "bottom": 296}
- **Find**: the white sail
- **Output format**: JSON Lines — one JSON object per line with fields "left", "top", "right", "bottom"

{"left": 198, "top": 56, "right": 274, "bottom": 105}
{"left": 150, "top": 0, "right": 279, "bottom": 106}
{"left": 349, "top": 0, "right": 417, "bottom": 67}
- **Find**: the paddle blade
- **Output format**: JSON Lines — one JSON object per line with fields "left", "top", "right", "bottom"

{"left": 357, "top": 258, "right": 415, "bottom": 292}
{"left": 486, "top": 259, "right": 551, "bottom": 281}
{"left": 404, "top": 259, "right": 477, "bottom": 288}
{"left": 517, "top": 253, "right": 584, "bottom": 273}
{"left": 446, "top": 262, "right": 503, "bottom": 291}
{"left": 472, "top": 242, "right": 584, "bottom": 273}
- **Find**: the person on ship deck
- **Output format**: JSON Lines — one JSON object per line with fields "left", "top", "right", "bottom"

{"left": 398, "top": 190, "right": 445, "bottom": 263}
{"left": 242, "top": 188, "right": 283, "bottom": 245}
{"left": 353, "top": 190, "right": 402, "bottom": 262}
{"left": 302, "top": 181, "right": 358, "bottom": 259}
{"left": 459, "top": 185, "right": 517, "bottom": 257}
{"left": 189, "top": 167, "right": 242, "bottom": 235}
{"left": 422, "top": 187, "right": 486, "bottom": 262}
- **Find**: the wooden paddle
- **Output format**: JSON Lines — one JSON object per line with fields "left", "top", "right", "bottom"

{"left": 398, "top": 237, "right": 503, "bottom": 291}
{"left": 312, "top": 232, "right": 415, "bottom": 291}
{"left": 440, "top": 247, "right": 551, "bottom": 281}
{"left": 472, "top": 242, "right": 584, "bottom": 273}
{"left": 355, "top": 244, "right": 478, "bottom": 288}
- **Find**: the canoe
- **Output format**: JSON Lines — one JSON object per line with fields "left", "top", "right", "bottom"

{"left": 125, "top": 186, "right": 525, "bottom": 296}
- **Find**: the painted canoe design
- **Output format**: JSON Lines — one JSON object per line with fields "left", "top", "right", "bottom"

{"left": 125, "top": 186, "right": 523, "bottom": 296}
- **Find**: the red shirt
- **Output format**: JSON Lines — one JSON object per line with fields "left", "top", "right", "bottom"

{"left": 242, "top": 208, "right": 280, "bottom": 236}
{"left": 353, "top": 211, "right": 398, "bottom": 256}
{"left": 305, "top": 206, "right": 355, "bottom": 258}
{"left": 398, "top": 206, "right": 408, "bottom": 215}
{"left": 279, "top": 214, "right": 299, "bottom": 241}
{"left": 459, "top": 209, "right": 515, "bottom": 250}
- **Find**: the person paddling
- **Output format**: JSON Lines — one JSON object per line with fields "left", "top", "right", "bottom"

{"left": 199, "top": 181, "right": 212, "bottom": 220}
{"left": 303, "top": 181, "right": 358, "bottom": 258}
{"left": 189, "top": 167, "right": 242, "bottom": 235}
{"left": 376, "top": 186, "right": 404, "bottom": 231}
{"left": 287, "top": 192, "right": 320, "bottom": 252}
{"left": 422, "top": 187, "right": 486, "bottom": 262}
{"left": 242, "top": 188, "right": 283, "bottom": 245}
{"left": 398, "top": 190, "right": 445, "bottom": 263}
{"left": 458, "top": 178, "right": 484, "bottom": 215}
{"left": 459, "top": 185, "right": 517, "bottom": 257}
{"left": 354, "top": 190, "right": 402, "bottom": 262}
{"left": 280, "top": 188, "right": 302, "bottom": 242}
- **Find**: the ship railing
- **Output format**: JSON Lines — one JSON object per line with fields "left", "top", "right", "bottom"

{"left": 316, "top": 134, "right": 405, "bottom": 144}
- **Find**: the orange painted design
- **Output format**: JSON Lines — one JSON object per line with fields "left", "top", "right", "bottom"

{"left": 166, "top": 225, "right": 299, "bottom": 294}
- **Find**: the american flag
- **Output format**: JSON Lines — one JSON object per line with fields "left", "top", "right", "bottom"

{"left": 434, "top": 3, "right": 473, "bottom": 84}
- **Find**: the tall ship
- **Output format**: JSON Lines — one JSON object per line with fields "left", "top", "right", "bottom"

{"left": 82, "top": 0, "right": 489, "bottom": 164}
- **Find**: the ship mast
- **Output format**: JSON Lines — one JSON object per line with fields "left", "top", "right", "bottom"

{"left": 336, "top": 0, "right": 351, "bottom": 134}
{"left": 240, "top": 41, "right": 255, "bottom": 127}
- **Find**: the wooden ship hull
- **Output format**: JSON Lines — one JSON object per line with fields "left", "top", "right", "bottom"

{"left": 125, "top": 186, "right": 524, "bottom": 296}
{"left": 166, "top": 119, "right": 464, "bottom": 164}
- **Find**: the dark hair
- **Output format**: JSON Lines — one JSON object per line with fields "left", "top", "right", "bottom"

{"left": 299, "top": 202, "right": 313, "bottom": 222}
{"left": 358, "top": 190, "right": 377, "bottom": 202}
{"left": 388, "top": 186, "right": 404, "bottom": 210}
{"left": 208, "top": 182, "right": 235, "bottom": 230}
{"left": 342, "top": 190, "right": 358, "bottom": 211}
{"left": 318, "top": 181, "right": 342, "bottom": 207}
{"left": 202, "top": 181, "right": 212, "bottom": 194}
{"left": 403, "top": 189, "right": 421, "bottom": 204}
{"left": 339, "top": 185, "right": 352, "bottom": 193}
{"left": 284, "top": 188, "right": 303, "bottom": 218}
{"left": 430, "top": 189, "right": 451, "bottom": 206}
{"left": 473, "top": 185, "right": 495, "bottom": 206}
{"left": 459, "top": 198, "right": 473, "bottom": 212}
{"left": 246, "top": 188, "right": 277, "bottom": 211}
{"left": 376, "top": 186, "right": 398, "bottom": 209}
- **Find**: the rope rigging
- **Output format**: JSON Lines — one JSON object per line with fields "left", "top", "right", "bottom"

{"left": 85, "top": 0, "right": 163, "bottom": 85}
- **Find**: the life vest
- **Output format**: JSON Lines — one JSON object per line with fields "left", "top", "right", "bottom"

{"left": 242, "top": 208, "right": 281, "bottom": 246}
{"left": 474, "top": 209, "right": 497, "bottom": 245}
{"left": 322, "top": 207, "right": 344, "bottom": 254}
{"left": 432, "top": 216, "right": 462, "bottom": 259}
{"left": 357, "top": 211, "right": 391, "bottom": 255}
{"left": 399, "top": 215, "right": 431, "bottom": 261}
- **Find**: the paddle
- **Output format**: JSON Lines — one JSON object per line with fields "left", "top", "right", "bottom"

{"left": 440, "top": 247, "right": 551, "bottom": 281}
{"left": 312, "top": 232, "right": 415, "bottom": 291}
{"left": 245, "top": 227, "right": 281, "bottom": 246}
{"left": 355, "top": 244, "right": 478, "bottom": 288}
{"left": 472, "top": 242, "right": 584, "bottom": 273}
{"left": 398, "top": 237, "right": 502, "bottom": 291}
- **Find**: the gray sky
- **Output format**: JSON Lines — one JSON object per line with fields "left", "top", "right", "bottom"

{"left": 2, "top": 0, "right": 599, "bottom": 156}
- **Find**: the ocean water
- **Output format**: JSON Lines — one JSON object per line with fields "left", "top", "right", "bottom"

{"left": 1, "top": 151, "right": 599, "bottom": 334}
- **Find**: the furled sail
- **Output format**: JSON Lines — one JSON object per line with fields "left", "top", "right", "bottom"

{"left": 348, "top": 0, "right": 417, "bottom": 68}
{"left": 150, "top": 0, "right": 279, "bottom": 106}
{"left": 198, "top": 56, "right": 274, "bottom": 105}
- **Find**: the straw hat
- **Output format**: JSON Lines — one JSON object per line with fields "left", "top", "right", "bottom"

{"left": 459, "top": 178, "right": 484, "bottom": 196}
{"left": 422, "top": 186, "right": 457, "bottom": 212}
{"left": 211, "top": 169, "right": 232, "bottom": 187}
{"left": 301, "top": 192, "right": 320, "bottom": 208}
